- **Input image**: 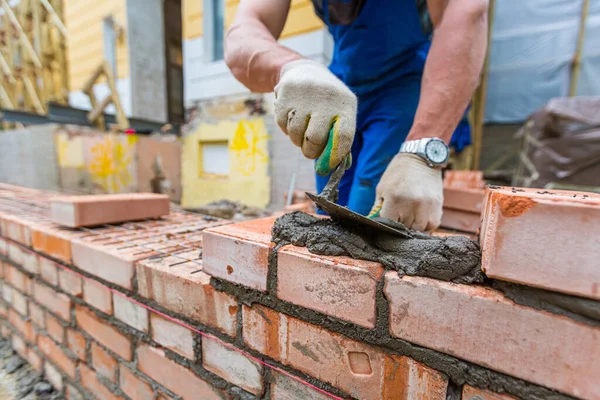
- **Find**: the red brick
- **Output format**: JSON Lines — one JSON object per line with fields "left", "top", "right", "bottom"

{"left": 27, "top": 348, "right": 43, "bottom": 372}
{"left": 120, "top": 367, "right": 154, "bottom": 400}
{"left": 137, "top": 255, "right": 237, "bottom": 336}
{"left": 12, "top": 334, "right": 27, "bottom": 358}
{"left": 150, "top": 314, "right": 194, "bottom": 359}
{"left": 83, "top": 280, "right": 113, "bottom": 314}
{"left": 11, "top": 289, "right": 28, "bottom": 316}
{"left": 8, "top": 309, "right": 35, "bottom": 343}
{"left": 440, "top": 208, "right": 480, "bottom": 233}
{"left": 0, "top": 303, "right": 7, "bottom": 318}
{"left": 39, "top": 257, "right": 59, "bottom": 286}
{"left": 75, "top": 305, "right": 131, "bottom": 360}
{"left": 481, "top": 186, "right": 600, "bottom": 300}
{"left": 66, "top": 329, "right": 87, "bottom": 361}
{"left": 384, "top": 272, "right": 600, "bottom": 399}
{"left": 202, "top": 339, "right": 263, "bottom": 395}
{"left": 137, "top": 344, "right": 224, "bottom": 400}
{"left": 31, "top": 225, "right": 73, "bottom": 263}
{"left": 113, "top": 294, "right": 148, "bottom": 332}
{"left": 58, "top": 267, "right": 83, "bottom": 297}
{"left": 443, "top": 187, "right": 485, "bottom": 213}
{"left": 92, "top": 342, "right": 118, "bottom": 382}
{"left": 5, "top": 264, "right": 32, "bottom": 294}
{"left": 33, "top": 281, "right": 71, "bottom": 321}
{"left": 71, "top": 239, "right": 135, "bottom": 289}
{"left": 51, "top": 193, "right": 170, "bottom": 228}
{"left": 8, "top": 244, "right": 39, "bottom": 274}
{"left": 243, "top": 304, "right": 447, "bottom": 400}
{"left": 37, "top": 335, "right": 76, "bottom": 379}
{"left": 462, "top": 386, "right": 515, "bottom": 400}
{"left": 79, "top": 363, "right": 120, "bottom": 400}
{"left": 3, "top": 217, "right": 31, "bottom": 245}
{"left": 271, "top": 371, "right": 336, "bottom": 400}
{"left": 1, "top": 282, "right": 11, "bottom": 304}
{"left": 443, "top": 170, "right": 485, "bottom": 189}
{"left": 203, "top": 217, "right": 275, "bottom": 291}
{"left": 0, "top": 262, "right": 4, "bottom": 278}
{"left": 277, "top": 245, "right": 383, "bottom": 328}
{"left": 29, "top": 302, "right": 45, "bottom": 328}
{"left": 44, "top": 362, "right": 64, "bottom": 391}
{"left": 45, "top": 313, "right": 65, "bottom": 344}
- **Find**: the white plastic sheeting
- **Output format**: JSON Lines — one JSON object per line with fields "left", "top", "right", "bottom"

{"left": 485, "top": 0, "right": 599, "bottom": 123}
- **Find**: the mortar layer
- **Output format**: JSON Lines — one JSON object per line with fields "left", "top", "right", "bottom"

{"left": 272, "top": 212, "right": 484, "bottom": 284}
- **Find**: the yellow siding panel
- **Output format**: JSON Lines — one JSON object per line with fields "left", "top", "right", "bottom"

{"left": 64, "top": 0, "right": 129, "bottom": 91}
{"left": 183, "top": 0, "right": 204, "bottom": 39}
{"left": 281, "top": 2, "right": 324, "bottom": 39}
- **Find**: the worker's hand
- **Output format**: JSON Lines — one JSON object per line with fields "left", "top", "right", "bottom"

{"left": 274, "top": 59, "right": 357, "bottom": 176}
{"left": 370, "top": 154, "right": 443, "bottom": 231}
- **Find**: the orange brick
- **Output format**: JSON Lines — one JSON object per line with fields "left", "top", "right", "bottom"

{"left": 137, "top": 345, "right": 223, "bottom": 400}
{"left": 58, "top": 267, "right": 83, "bottom": 297}
{"left": 384, "top": 272, "right": 600, "bottom": 399}
{"left": 0, "top": 303, "right": 7, "bottom": 318}
{"left": 0, "top": 262, "right": 4, "bottom": 278}
{"left": 51, "top": 193, "right": 170, "bottom": 228}
{"left": 463, "top": 386, "right": 515, "bottom": 400}
{"left": 33, "top": 281, "right": 71, "bottom": 321}
{"left": 71, "top": 240, "right": 135, "bottom": 289}
{"left": 37, "top": 335, "right": 76, "bottom": 379}
{"left": 243, "top": 304, "right": 447, "bottom": 400}
{"left": 202, "top": 339, "right": 263, "bottom": 395}
{"left": 39, "top": 257, "right": 59, "bottom": 286}
{"left": 203, "top": 217, "right": 275, "bottom": 291}
{"left": 12, "top": 334, "right": 27, "bottom": 358}
{"left": 137, "top": 255, "right": 237, "bottom": 336}
{"left": 66, "top": 329, "right": 87, "bottom": 361}
{"left": 443, "top": 187, "right": 485, "bottom": 213}
{"left": 29, "top": 302, "right": 45, "bottom": 328}
{"left": 75, "top": 305, "right": 131, "bottom": 360}
{"left": 277, "top": 245, "right": 383, "bottom": 328}
{"left": 443, "top": 170, "right": 485, "bottom": 189}
{"left": 150, "top": 314, "right": 194, "bottom": 359}
{"left": 5, "top": 264, "right": 32, "bottom": 294}
{"left": 83, "top": 280, "right": 113, "bottom": 314}
{"left": 120, "top": 367, "right": 154, "bottom": 400}
{"left": 440, "top": 208, "right": 480, "bottom": 233}
{"left": 79, "top": 363, "right": 120, "bottom": 400}
{"left": 92, "top": 342, "right": 117, "bottom": 382}
{"left": 27, "top": 348, "right": 43, "bottom": 372}
{"left": 3, "top": 217, "right": 31, "bottom": 246}
{"left": 8, "top": 309, "right": 35, "bottom": 343}
{"left": 481, "top": 186, "right": 600, "bottom": 300}
{"left": 31, "top": 225, "right": 73, "bottom": 263}
{"left": 46, "top": 313, "right": 65, "bottom": 343}
{"left": 11, "top": 289, "right": 28, "bottom": 316}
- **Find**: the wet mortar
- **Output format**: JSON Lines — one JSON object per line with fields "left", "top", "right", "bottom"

{"left": 271, "top": 212, "right": 484, "bottom": 284}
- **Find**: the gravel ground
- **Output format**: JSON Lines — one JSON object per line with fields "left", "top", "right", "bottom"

{"left": 0, "top": 339, "right": 62, "bottom": 400}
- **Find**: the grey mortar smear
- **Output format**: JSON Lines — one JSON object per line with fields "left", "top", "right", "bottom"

{"left": 271, "top": 211, "right": 485, "bottom": 284}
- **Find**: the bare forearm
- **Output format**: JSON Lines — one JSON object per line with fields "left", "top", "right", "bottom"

{"left": 225, "top": 20, "right": 302, "bottom": 93}
{"left": 408, "top": 0, "right": 488, "bottom": 143}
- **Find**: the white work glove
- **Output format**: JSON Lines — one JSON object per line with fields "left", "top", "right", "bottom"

{"left": 274, "top": 59, "right": 357, "bottom": 175}
{"left": 370, "top": 154, "right": 443, "bottom": 232}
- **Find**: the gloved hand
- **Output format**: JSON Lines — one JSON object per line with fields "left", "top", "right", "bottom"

{"left": 370, "top": 154, "right": 443, "bottom": 231}
{"left": 274, "top": 59, "right": 357, "bottom": 176}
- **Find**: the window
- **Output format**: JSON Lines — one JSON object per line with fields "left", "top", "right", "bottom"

{"left": 199, "top": 141, "right": 229, "bottom": 176}
{"left": 204, "top": 0, "right": 225, "bottom": 62}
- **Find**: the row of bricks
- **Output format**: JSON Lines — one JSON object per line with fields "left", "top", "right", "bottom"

{"left": 201, "top": 217, "right": 600, "bottom": 399}
{"left": 0, "top": 257, "right": 458, "bottom": 400}
{"left": 0, "top": 269, "right": 514, "bottom": 400}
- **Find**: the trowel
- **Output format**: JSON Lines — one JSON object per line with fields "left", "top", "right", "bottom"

{"left": 306, "top": 129, "right": 413, "bottom": 238}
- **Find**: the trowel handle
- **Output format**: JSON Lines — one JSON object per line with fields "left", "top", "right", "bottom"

{"left": 315, "top": 123, "right": 352, "bottom": 176}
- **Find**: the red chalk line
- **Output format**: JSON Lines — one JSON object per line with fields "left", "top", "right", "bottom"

{"left": 0, "top": 236, "right": 343, "bottom": 400}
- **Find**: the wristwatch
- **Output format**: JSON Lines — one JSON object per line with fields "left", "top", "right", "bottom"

{"left": 399, "top": 138, "right": 449, "bottom": 168}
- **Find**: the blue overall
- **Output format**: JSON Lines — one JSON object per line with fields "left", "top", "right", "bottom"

{"left": 312, "top": 0, "right": 471, "bottom": 216}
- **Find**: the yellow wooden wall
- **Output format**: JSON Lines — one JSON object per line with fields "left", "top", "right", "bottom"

{"left": 182, "top": 0, "right": 324, "bottom": 41}
{"left": 64, "top": 0, "right": 130, "bottom": 91}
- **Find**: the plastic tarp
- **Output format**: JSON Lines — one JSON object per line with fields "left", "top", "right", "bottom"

{"left": 485, "top": 0, "right": 600, "bottom": 123}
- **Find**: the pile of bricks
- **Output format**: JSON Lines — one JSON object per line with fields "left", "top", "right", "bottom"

{"left": 440, "top": 170, "right": 486, "bottom": 233}
{"left": 0, "top": 183, "right": 598, "bottom": 400}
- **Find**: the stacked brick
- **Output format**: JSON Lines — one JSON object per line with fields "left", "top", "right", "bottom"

{"left": 440, "top": 170, "right": 486, "bottom": 233}
{"left": 0, "top": 183, "right": 598, "bottom": 400}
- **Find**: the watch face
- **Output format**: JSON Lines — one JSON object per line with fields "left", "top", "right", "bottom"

{"left": 425, "top": 139, "right": 449, "bottom": 165}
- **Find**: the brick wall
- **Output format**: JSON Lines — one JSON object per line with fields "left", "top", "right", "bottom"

{"left": 0, "top": 183, "right": 597, "bottom": 400}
